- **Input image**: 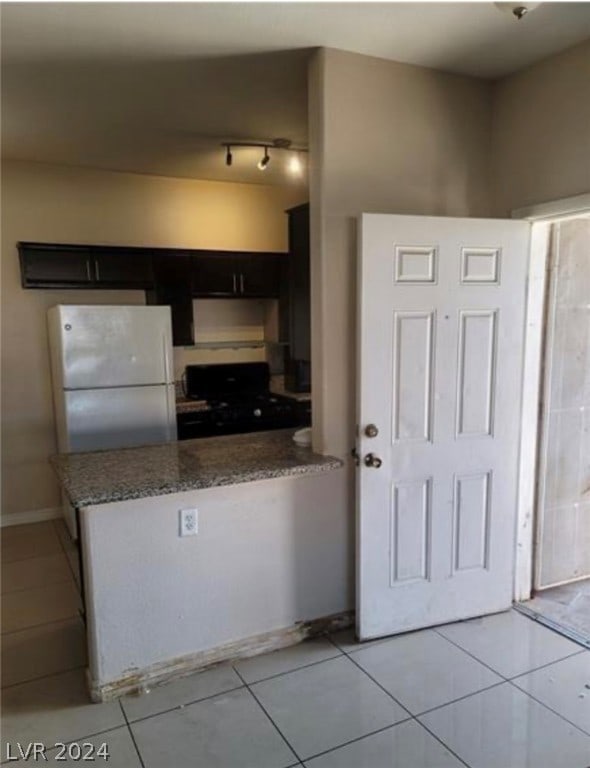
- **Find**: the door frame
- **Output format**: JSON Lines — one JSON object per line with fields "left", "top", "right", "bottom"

{"left": 513, "top": 192, "right": 590, "bottom": 601}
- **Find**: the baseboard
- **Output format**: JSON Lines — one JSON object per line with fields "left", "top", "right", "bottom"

{"left": 0, "top": 507, "right": 62, "bottom": 527}
{"left": 89, "top": 609, "right": 355, "bottom": 702}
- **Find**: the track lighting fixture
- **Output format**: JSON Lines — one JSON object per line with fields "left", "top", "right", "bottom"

{"left": 221, "top": 138, "right": 308, "bottom": 176}
{"left": 288, "top": 154, "right": 303, "bottom": 176}
{"left": 494, "top": 2, "right": 540, "bottom": 20}
{"left": 257, "top": 147, "right": 270, "bottom": 171}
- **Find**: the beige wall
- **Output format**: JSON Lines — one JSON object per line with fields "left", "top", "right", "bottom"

{"left": 491, "top": 39, "right": 590, "bottom": 216}
{"left": 309, "top": 48, "right": 493, "bottom": 458}
{"left": 1, "top": 160, "right": 304, "bottom": 521}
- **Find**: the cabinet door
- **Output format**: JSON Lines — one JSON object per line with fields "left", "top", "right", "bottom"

{"left": 192, "top": 252, "right": 237, "bottom": 297}
{"left": 148, "top": 253, "right": 194, "bottom": 346}
{"left": 19, "top": 243, "right": 93, "bottom": 288}
{"left": 92, "top": 248, "right": 154, "bottom": 288}
{"left": 237, "top": 253, "right": 283, "bottom": 298}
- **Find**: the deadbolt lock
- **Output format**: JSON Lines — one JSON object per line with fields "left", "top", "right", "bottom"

{"left": 364, "top": 453, "right": 382, "bottom": 469}
{"left": 364, "top": 423, "right": 379, "bottom": 438}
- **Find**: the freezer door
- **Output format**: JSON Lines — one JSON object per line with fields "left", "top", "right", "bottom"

{"left": 50, "top": 305, "right": 174, "bottom": 389}
{"left": 63, "top": 385, "right": 177, "bottom": 452}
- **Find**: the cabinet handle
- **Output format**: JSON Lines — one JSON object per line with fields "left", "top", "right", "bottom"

{"left": 240, "top": 273, "right": 245, "bottom": 293}
{"left": 94, "top": 258, "right": 100, "bottom": 281}
{"left": 232, "top": 273, "right": 237, "bottom": 293}
{"left": 86, "top": 260, "right": 92, "bottom": 281}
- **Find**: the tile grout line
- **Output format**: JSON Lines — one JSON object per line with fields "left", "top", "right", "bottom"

{"left": 335, "top": 629, "right": 575, "bottom": 729}
{"left": 232, "top": 664, "right": 303, "bottom": 765}
{"left": 334, "top": 648, "right": 474, "bottom": 767}
{"left": 433, "top": 625, "right": 587, "bottom": 682}
{"left": 295, "top": 721, "right": 414, "bottom": 765}
{"left": 52, "top": 519, "right": 81, "bottom": 591}
{"left": 342, "top": 650, "right": 413, "bottom": 716}
{"left": 122, "top": 682, "right": 246, "bottom": 725}
{"left": 325, "top": 635, "right": 489, "bottom": 768}
{"left": 235, "top": 649, "right": 343, "bottom": 685}
{"left": 427, "top": 627, "right": 590, "bottom": 740}
{"left": 1, "top": 577, "right": 75, "bottom": 597}
{"left": 505, "top": 649, "right": 588, "bottom": 680}
{"left": 1, "top": 612, "right": 84, "bottom": 638}
{"left": 1, "top": 537, "right": 64, "bottom": 566}
{"left": 1, "top": 613, "right": 85, "bottom": 637}
{"left": 414, "top": 679, "right": 507, "bottom": 718}
{"left": 506, "top": 678, "right": 590, "bottom": 739}
{"left": 0, "top": 665, "right": 87, "bottom": 691}
{"left": 430, "top": 627, "right": 512, "bottom": 682}
{"left": 414, "top": 719, "right": 473, "bottom": 768}
{"left": 118, "top": 700, "right": 146, "bottom": 768}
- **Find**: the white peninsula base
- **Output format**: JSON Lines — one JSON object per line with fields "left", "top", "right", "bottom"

{"left": 80, "top": 468, "right": 350, "bottom": 701}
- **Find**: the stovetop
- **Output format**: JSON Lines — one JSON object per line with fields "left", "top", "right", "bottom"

{"left": 177, "top": 362, "right": 310, "bottom": 440}
{"left": 192, "top": 392, "right": 292, "bottom": 410}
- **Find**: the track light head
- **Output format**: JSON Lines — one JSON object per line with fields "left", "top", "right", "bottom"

{"left": 288, "top": 154, "right": 303, "bottom": 176}
{"left": 257, "top": 148, "right": 270, "bottom": 170}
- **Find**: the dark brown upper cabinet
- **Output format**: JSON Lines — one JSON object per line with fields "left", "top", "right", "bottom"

{"left": 18, "top": 242, "right": 154, "bottom": 290}
{"left": 92, "top": 248, "right": 154, "bottom": 288}
{"left": 19, "top": 243, "right": 94, "bottom": 288}
{"left": 192, "top": 251, "right": 284, "bottom": 298}
{"left": 146, "top": 252, "right": 194, "bottom": 347}
{"left": 285, "top": 204, "right": 311, "bottom": 362}
{"left": 191, "top": 252, "right": 238, "bottom": 297}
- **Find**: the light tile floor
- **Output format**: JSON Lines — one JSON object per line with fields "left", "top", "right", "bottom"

{"left": 3, "top": 521, "right": 590, "bottom": 767}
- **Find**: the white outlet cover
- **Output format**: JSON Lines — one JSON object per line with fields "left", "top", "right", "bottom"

{"left": 179, "top": 508, "right": 198, "bottom": 537}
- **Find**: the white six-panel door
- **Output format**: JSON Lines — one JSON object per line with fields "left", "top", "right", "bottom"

{"left": 357, "top": 214, "right": 530, "bottom": 639}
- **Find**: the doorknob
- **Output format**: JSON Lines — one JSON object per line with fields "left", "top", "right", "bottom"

{"left": 364, "top": 453, "right": 382, "bottom": 468}
{"left": 364, "top": 423, "right": 379, "bottom": 438}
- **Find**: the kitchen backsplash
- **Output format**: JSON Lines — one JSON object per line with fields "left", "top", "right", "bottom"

{"left": 172, "top": 297, "right": 283, "bottom": 380}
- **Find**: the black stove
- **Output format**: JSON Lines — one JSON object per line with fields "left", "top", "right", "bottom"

{"left": 177, "top": 363, "right": 310, "bottom": 440}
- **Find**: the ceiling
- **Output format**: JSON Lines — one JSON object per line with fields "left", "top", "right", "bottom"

{"left": 2, "top": 2, "right": 590, "bottom": 186}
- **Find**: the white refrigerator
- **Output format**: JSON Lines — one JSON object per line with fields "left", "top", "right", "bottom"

{"left": 48, "top": 305, "right": 177, "bottom": 535}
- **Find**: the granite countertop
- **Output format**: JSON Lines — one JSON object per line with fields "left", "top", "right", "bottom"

{"left": 50, "top": 429, "right": 342, "bottom": 508}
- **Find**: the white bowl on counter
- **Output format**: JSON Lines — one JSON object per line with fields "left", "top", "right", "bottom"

{"left": 292, "top": 427, "right": 312, "bottom": 447}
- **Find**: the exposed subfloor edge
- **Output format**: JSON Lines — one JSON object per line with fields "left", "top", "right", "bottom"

{"left": 88, "top": 609, "right": 355, "bottom": 702}
{"left": 514, "top": 601, "right": 590, "bottom": 650}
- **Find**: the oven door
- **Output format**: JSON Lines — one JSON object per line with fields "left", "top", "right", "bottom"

{"left": 176, "top": 411, "right": 214, "bottom": 440}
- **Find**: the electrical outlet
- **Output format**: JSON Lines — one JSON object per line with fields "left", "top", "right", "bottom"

{"left": 179, "top": 508, "right": 198, "bottom": 537}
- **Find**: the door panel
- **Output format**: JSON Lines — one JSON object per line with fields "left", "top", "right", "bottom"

{"left": 456, "top": 310, "right": 497, "bottom": 437}
{"left": 357, "top": 214, "right": 529, "bottom": 639}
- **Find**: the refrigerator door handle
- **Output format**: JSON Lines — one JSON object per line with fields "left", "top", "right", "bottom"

{"left": 166, "top": 384, "right": 178, "bottom": 440}
{"left": 162, "top": 333, "right": 172, "bottom": 384}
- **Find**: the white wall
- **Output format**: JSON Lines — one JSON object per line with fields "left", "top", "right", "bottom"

{"left": 308, "top": 48, "right": 493, "bottom": 459}
{"left": 81, "top": 469, "right": 350, "bottom": 691}
{"left": 1, "top": 160, "right": 305, "bottom": 521}
{"left": 490, "top": 39, "right": 590, "bottom": 216}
